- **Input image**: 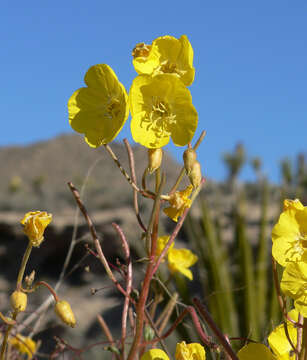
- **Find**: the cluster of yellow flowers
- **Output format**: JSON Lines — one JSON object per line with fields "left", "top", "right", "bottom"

{"left": 141, "top": 341, "right": 206, "bottom": 360}
{"left": 68, "top": 35, "right": 197, "bottom": 150}
{"left": 237, "top": 198, "right": 307, "bottom": 359}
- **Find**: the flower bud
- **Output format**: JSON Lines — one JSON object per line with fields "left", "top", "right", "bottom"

{"left": 20, "top": 211, "right": 52, "bottom": 247}
{"left": 55, "top": 300, "right": 76, "bottom": 328}
{"left": 10, "top": 291, "right": 27, "bottom": 312}
{"left": 148, "top": 148, "right": 163, "bottom": 174}
{"left": 144, "top": 324, "right": 155, "bottom": 342}
{"left": 183, "top": 148, "right": 197, "bottom": 175}
{"left": 188, "top": 160, "right": 202, "bottom": 188}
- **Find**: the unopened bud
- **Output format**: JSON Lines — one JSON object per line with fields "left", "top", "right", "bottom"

{"left": 54, "top": 300, "right": 76, "bottom": 328}
{"left": 148, "top": 148, "right": 163, "bottom": 174}
{"left": 25, "top": 270, "right": 35, "bottom": 288}
{"left": 144, "top": 324, "right": 155, "bottom": 341}
{"left": 183, "top": 148, "right": 197, "bottom": 175}
{"left": 188, "top": 161, "right": 202, "bottom": 188}
{"left": 10, "top": 291, "right": 27, "bottom": 312}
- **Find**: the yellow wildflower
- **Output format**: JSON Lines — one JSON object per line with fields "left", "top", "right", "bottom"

{"left": 156, "top": 236, "right": 174, "bottom": 260}
{"left": 141, "top": 348, "right": 170, "bottom": 360}
{"left": 175, "top": 341, "right": 206, "bottom": 360}
{"left": 156, "top": 236, "right": 198, "bottom": 280}
{"left": 237, "top": 343, "right": 274, "bottom": 360}
{"left": 168, "top": 248, "right": 198, "bottom": 280}
{"left": 268, "top": 309, "right": 298, "bottom": 360}
{"left": 68, "top": 64, "right": 129, "bottom": 147}
{"left": 272, "top": 199, "right": 307, "bottom": 266}
{"left": 21, "top": 211, "right": 52, "bottom": 247}
{"left": 280, "top": 262, "right": 307, "bottom": 317}
{"left": 163, "top": 185, "right": 193, "bottom": 222}
{"left": 129, "top": 74, "right": 198, "bottom": 149}
{"left": 55, "top": 300, "right": 76, "bottom": 327}
{"left": 10, "top": 334, "right": 36, "bottom": 359}
{"left": 132, "top": 35, "right": 195, "bottom": 86}
{"left": 140, "top": 342, "right": 206, "bottom": 360}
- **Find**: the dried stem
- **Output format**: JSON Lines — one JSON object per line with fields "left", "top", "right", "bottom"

{"left": 193, "top": 298, "right": 239, "bottom": 360}
{"left": 123, "top": 139, "right": 147, "bottom": 232}
{"left": 112, "top": 222, "right": 133, "bottom": 359}
{"left": 103, "top": 144, "right": 154, "bottom": 199}
{"left": 127, "top": 177, "right": 164, "bottom": 360}
{"left": 68, "top": 182, "right": 128, "bottom": 298}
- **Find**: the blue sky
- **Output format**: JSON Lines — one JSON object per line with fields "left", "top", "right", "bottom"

{"left": 1, "top": 1, "right": 306, "bottom": 183}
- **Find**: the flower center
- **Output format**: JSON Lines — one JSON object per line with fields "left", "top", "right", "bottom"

{"left": 141, "top": 97, "right": 176, "bottom": 147}
{"left": 132, "top": 43, "right": 151, "bottom": 58}
{"left": 156, "top": 60, "right": 187, "bottom": 77}
{"left": 105, "top": 98, "right": 121, "bottom": 119}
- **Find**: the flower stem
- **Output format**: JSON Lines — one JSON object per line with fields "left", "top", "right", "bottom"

{"left": 0, "top": 311, "right": 17, "bottom": 360}
{"left": 16, "top": 242, "right": 33, "bottom": 289}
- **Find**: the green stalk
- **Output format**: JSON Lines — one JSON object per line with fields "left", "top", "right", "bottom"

{"left": 256, "top": 180, "right": 269, "bottom": 333}
{"left": 199, "top": 198, "right": 238, "bottom": 336}
{"left": 234, "top": 193, "right": 259, "bottom": 340}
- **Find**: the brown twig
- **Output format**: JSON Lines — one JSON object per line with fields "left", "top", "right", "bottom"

{"left": 123, "top": 139, "right": 147, "bottom": 232}
{"left": 68, "top": 182, "right": 128, "bottom": 298}
{"left": 112, "top": 222, "right": 133, "bottom": 359}
{"left": 103, "top": 144, "right": 154, "bottom": 199}
{"left": 193, "top": 298, "right": 239, "bottom": 360}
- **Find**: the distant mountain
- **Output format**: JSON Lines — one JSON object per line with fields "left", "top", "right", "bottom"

{"left": 0, "top": 134, "right": 184, "bottom": 212}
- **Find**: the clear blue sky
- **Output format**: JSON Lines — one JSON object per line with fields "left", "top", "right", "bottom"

{"left": 1, "top": 1, "right": 306, "bottom": 183}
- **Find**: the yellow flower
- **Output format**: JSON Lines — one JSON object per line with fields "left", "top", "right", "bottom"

{"left": 10, "top": 334, "right": 36, "bottom": 359}
{"left": 21, "top": 211, "right": 52, "bottom": 247}
{"left": 237, "top": 343, "right": 275, "bottom": 360}
{"left": 272, "top": 199, "right": 307, "bottom": 266}
{"left": 140, "top": 342, "right": 206, "bottom": 360}
{"left": 163, "top": 185, "right": 193, "bottom": 222}
{"left": 156, "top": 236, "right": 174, "bottom": 260}
{"left": 168, "top": 248, "right": 198, "bottom": 280}
{"left": 132, "top": 35, "right": 195, "bottom": 86}
{"left": 141, "top": 348, "right": 170, "bottom": 360}
{"left": 68, "top": 64, "right": 129, "bottom": 147}
{"left": 268, "top": 309, "right": 298, "bottom": 360}
{"left": 175, "top": 341, "right": 206, "bottom": 360}
{"left": 280, "top": 262, "right": 307, "bottom": 317}
{"left": 129, "top": 74, "right": 198, "bottom": 149}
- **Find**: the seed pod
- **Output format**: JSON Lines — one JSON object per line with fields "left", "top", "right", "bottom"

{"left": 10, "top": 291, "right": 27, "bottom": 312}
{"left": 148, "top": 148, "right": 163, "bottom": 174}
{"left": 183, "top": 148, "right": 197, "bottom": 175}
{"left": 54, "top": 300, "right": 76, "bottom": 328}
{"left": 188, "top": 160, "right": 202, "bottom": 188}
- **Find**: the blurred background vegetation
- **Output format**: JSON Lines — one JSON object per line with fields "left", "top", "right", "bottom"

{"left": 0, "top": 134, "right": 307, "bottom": 358}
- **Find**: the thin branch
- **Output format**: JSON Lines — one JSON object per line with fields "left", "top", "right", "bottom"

{"left": 103, "top": 144, "right": 154, "bottom": 199}
{"left": 112, "top": 222, "right": 133, "bottom": 359}
{"left": 123, "top": 139, "right": 147, "bottom": 232}
{"left": 193, "top": 298, "right": 239, "bottom": 360}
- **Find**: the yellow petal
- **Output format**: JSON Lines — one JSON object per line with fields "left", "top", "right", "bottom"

{"left": 132, "top": 35, "right": 195, "bottom": 86}
{"left": 268, "top": 309, "right": 298, "bottom": 360}
{"left": 237, "top": 343, "right": 275, "bottom": 360}
{"left": 129, "top": 74, "right": 197, "bottom": 148}
{"left": 141, "top": 349, "right": 170, "bottom": 360}
{"left": 68, "top": 64, "right": 129, "bottom": 147}
{"left": 175, "top": 341, "right": 206, "bottom": 360}
{"left": 281, "top": 262, "right": 307, "bottom": 317}
{"left": 168, "top": 248, "right": 198, "bottom": 280}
